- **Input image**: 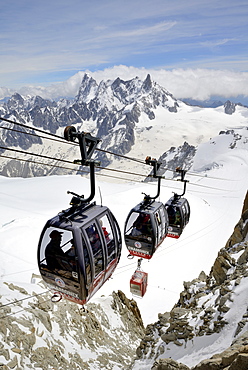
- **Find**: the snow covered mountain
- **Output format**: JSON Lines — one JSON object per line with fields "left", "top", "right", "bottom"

{"left": 0, "top": 74, "right": 248, "bottom": 178}
{"left": 0, "top": 73, "right": 248, "bottom": 368}
{"left": 0, "top": 123, "right": 247, "bottom": 368}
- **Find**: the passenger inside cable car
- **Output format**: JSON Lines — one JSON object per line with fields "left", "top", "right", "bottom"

{"left": 124, "top": 202, "right": 168, "bottom": 259}
{"left": 38, "top": 204, "right": 122, "bottom": 305}
{"left": 131, "top": 213, "right": 152, "bottom": 239}
{"left": 40, "top": 228, "right": 79, "bottom": 280}
{"left": 165, "top": 198, "right": 190, "bottom": 238}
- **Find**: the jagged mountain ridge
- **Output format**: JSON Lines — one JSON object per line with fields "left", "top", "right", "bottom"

{"left": 0, "top": 73, "right": 184, "bottom": 177}
{"left": 0, "top": 73, "right": 248, "bottom": 178}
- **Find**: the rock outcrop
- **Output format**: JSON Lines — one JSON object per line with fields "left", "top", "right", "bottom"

{"left": 0, "top": 288, "right": 145, "bottom": 369}
{"left": 133, "top": 191, "right": 248, "bottom": 369}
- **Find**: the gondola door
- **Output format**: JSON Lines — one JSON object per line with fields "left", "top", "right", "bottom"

{"left": 124, "top": 210, "right": 155, "bottom": 259}
{"left": 38, "top": 226, "right": 83, "bottom": 304}
{"left": 153, "top": 205, "right": 168, "bottom": 251}
{"left": 98, "top": 212, "right": 120, "bottom": 279}
{"left": 83, "top": 221, "right": 105, "bottom": 300}
{"left": 81, "top": 210, "right": 122, "bottom": 301}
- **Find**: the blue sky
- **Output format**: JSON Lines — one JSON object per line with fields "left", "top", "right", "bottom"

{"left": 0, "top": 0, "right": 248, "bottom": 99}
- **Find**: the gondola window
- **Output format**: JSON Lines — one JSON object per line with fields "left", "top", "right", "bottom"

{"left": 82, "top": 237, "right": 92, "bottom": 287}
{"left": 99, "top": 214, "right": 116, "bottom": 264}
{"left": 39, "top": 228, "right": 75, "bottom": 273}
{"left": 86, "top": 223, "right": 104, "bottom": 277}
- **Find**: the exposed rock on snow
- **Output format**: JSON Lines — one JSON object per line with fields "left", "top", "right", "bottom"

{"left": 133, "top": 192, "right": 248, "bottom": 369}
{"left": 0, "top": 289, "right": 144, "bottom": 369}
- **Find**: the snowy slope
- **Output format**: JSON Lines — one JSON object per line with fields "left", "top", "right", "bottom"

{"left": 0, "top": 127, "right": 247, "bottom": 368}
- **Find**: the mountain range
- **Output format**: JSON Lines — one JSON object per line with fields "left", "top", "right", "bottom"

{"left": 0, "top": 73, "right": 248, "bottom": 368}
{"left": 0, "top": 74, "right": 248, "bottom": 178}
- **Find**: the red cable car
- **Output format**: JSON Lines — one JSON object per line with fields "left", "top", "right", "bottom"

{"left": 130, "top": 259, "right": 148, "bottom": 297}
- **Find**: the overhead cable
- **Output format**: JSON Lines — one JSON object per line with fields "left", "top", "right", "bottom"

{"left": 0, "top": 147, "right": 232, "bottom": 192}
{"left": 0, "top": 290, "right": 49, "bottom": 310}
{"left": 0, "top": 116, "right": 236, "bottom": 182}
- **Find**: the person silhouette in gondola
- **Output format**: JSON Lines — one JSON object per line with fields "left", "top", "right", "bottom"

{"left": 45, "top": 230, "right": 66, "bottom": 270}
{"left": 131, "top": 222, "right": 143, "bottom": 236}
{"left": 66, "top": 244, "right": 78, "bottom": 271}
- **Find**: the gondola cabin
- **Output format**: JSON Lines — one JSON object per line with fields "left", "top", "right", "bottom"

{"left": 165, "top": 196, "right": 190, "bottom": 239}
{"left": 124, "top": 201, "right": 168, "bottom": 259}
{"left": 38, "top": 203, "right": 122, "bottom": 305}
{"left": 130, "top": 270, "right": 148, "bottom": 298}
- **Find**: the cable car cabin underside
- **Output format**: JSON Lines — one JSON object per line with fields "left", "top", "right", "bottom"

{"left": 38, "top": 202, "right": 122, "bottom": 305}
{"left": 124, "top": 200, "right": 168, "bottom": 259}
{"left": 165, "top": 196, "right": 190, "bottom": 239}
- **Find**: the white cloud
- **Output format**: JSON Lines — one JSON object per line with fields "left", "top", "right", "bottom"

{"left": 81, "top": 66, "right": 248, "bottom": 100}
{"left": 4, "top": 66, "right": 247, "bottom": 102}
{"left": 0, "top": 0, "right": 247, "bottom": 98}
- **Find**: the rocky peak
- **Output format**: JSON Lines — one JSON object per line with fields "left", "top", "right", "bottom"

{"left": 145, "top": 142, "right": 196, "bottom": 181}
{"left": 7, "top": 93, "right": 25, "bottom": 111}
{"left": 141, "top": 73, "right": 153, "bottom": 92}
{"left": 111, "top": 76, "right": 142, "bottom": 104}
{"left": 75, "top": 73, "right": 98, "bottom": 103}
{"left": 224, "top": 100, "right": 236, "bottom": 115}
{"left": 32, "top": 95, "right": 56, "bottom": 108}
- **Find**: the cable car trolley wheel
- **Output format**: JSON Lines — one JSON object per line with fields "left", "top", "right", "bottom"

{"left": 64, "top": 125, "right": 77, "bottom": 142}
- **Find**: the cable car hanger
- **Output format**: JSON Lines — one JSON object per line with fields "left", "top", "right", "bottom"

{"left": 142, "top": 156, "right": 164, "bottom": 205}
{"left": 172, "top": 167, "right": 189, "bottom": 201}
{"left": 63, "top": 126, "right": 101, "bottom": 207}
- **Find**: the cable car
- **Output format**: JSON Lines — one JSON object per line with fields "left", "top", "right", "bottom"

{"left": 124, "top": 157, "right": 168, "bottom": 259}
{"left": 124, "top": 201, "right": 168, "bottom": 259}
{"left": 165, "top": 168, "right": 190, "bottom": 239}
{"left": 37, "top": 127, "right": 122, "bottom": 305}
{"left": 130, "top": 259, "right": 148, "bottom": 298}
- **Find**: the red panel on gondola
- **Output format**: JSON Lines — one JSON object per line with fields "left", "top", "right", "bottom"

{"left": 130, "top": 270, "right": 148, "bottom": 298}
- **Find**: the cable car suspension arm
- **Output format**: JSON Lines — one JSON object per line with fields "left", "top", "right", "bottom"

{"left": 143, "top": 156, "right": 163, "bottom": 202}
{"left": 64, "top": 126, "right": 101, "bottom": 204}
{"left": 137, "top": 258, "right": 143, "bottom": 270}
{"left": 175, "top": 167, "right": 189, "bottom": 198}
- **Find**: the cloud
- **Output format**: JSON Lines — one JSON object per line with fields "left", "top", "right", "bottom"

{"left": 4, "top": 66, "right": 247, "bottom": 103}
{"left": 88, "top": 66, "right": 248, "bottom": 100}
{"left": 112, "top": 21, "right": 177, "bottom": 38}
{"left": 200, "top": 38, "right": 236, "bottom": 48}
{"left": 0, "top": 0, "right": 248, "bottom": 96}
